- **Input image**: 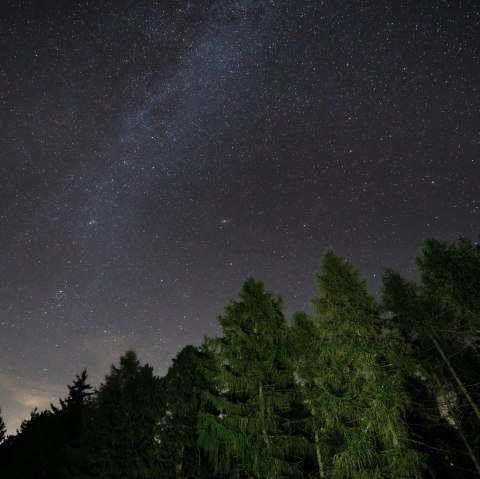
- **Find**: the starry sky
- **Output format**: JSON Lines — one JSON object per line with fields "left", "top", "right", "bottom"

{"left": 0, "top": 0, "right": 478, "bottom": 433}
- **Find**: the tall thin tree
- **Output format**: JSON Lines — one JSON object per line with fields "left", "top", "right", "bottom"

{"left": 304, "top": 249, "right": 422, "bottom": 478}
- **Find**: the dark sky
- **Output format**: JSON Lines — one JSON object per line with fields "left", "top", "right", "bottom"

{"left": 0, "top": 0, "right": 478, "bottom": 433}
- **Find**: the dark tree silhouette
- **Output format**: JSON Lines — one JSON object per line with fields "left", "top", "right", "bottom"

{"left": 77, "top": 350, "right": 163, "bottom": 478}
{"left": 157, "top": 345, "right": 212, "bottom": 478}
{"left": 0, "top": 408, "right": 6, "bottom": 444}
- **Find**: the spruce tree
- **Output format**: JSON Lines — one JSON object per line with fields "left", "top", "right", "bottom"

{"left": 383, "top": 237, "right": 480, "bottom": 477}
{"left": 288, "top": 311, "right": 330, "bottom": 477}
{"left": 304, "top": 249, "right": 421, "bottom": 478}
{"left": 79, "top": 350, "right": 163, "bottom": 478}
{"left": 0, "top": 408, "right": 6, "bottom": 444}
{"left": 198, "top": 278, "right": 302, "bottom": 478}
{"left": 51, "top": 369, "right": 92, "bottom": 434}
{"left": 157, "top": 345, "right": 211, "bottom": 478}
{"left": 0, "top": 408, "right": 62, "bottom": 479}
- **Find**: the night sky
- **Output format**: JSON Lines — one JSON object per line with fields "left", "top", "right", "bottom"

{"left": 1, "top": 0, "right": 478, "bottom": 433}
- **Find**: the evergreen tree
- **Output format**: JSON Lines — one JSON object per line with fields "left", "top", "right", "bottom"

{"left": 52, "top": 369, "right": 92, "bottom": 432}
{"left": 288, "top": 311, "right": 330, "bottom": 477}
{"left": 0, "top": 407, "right": 62, "bottom": 478}
{"left": 55, "top": 370, "right": 93, "bottom": 478}
{"left": 0, "top": 407, "right": 6, "bottom": 444}
{"left": 96, "top": 349, "right": 141, "bottom": 406}
{"left": 0, "top": 372, "right": 93, "bottom": 479}
{"left": 199, "top": 278, "right": 303, "bottom": 478}
{"left": 303, "top": 249, "right": 422, "bottom": 478}
{"left": 383, "top": 237, "right": 480, "bottom": 477}
{"left": 78, "top": 350, "right": 163, "bottom": 478}
{"left": 157, "top": 345, "right": 211, "bottom": 478}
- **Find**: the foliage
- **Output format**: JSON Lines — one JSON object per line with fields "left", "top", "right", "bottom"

{"left": 198, "top": 278, "right": 303, "bottom": 478}
{"left": 382, "top": 236, "right": 480, "bottom": 477}
{"left": 0, "top": 371, "right": 92, "bottom": 479}
{"left": 0, "top": 235, "right": 477, "bottom": 478}
{"left": 77, "top": 351, "right": 163, "bottom": 479}
{"left": 156, "top": 345, "right": 212, "bottom": 478}
{"left": 296, "top": 249, "right": 422, "bottom": 478}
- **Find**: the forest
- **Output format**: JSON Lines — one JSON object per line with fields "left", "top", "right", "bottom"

{"left": 0, "top": 236, "right": 478, "bottom": 478}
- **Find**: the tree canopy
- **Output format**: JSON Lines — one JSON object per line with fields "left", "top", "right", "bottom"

{"left": 0, "top": 236, "right": 478, "bottom": 478}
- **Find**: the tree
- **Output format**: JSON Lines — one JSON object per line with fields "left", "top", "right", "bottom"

{"left": 302, "top": 249, "right": 422, "bottom": 478}
{"left": 383, "top": 237, "right": 480, "bottom": 477}
{"left": 0, "top": 407, "right": 62, "bottom": 479}
{"left": 78, "top": 350, "right": 163, "bottom": 478}
{"left": 0, "top": 372, "right": 93, "bottom": 479}
{"left": 95, "top": 349, "right": 141, "bottom": 406}
{"left": 0, "top": 407, "right": 6, "bottom": 444}
{"left": 199, "top": 278, "right": 303, "bottom": 478}
{"left": 52, "top": 369, "right": 92, "bottom": 433}
{"left": 53, "top": 370, "right": 93, "bottom": 478}
{"left": 157, "top": 345, "right": 212, "bottom": 478}
{"left": 288, "top": 311, "right": 330, "bottom": 478}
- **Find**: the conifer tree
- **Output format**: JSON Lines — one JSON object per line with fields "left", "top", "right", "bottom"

{"left": 0, "top": 407, "right": 6, "bottom": 444}
{"left": 51, "top": 369, "right": 92, "bottom": 434}
{"left": 199, "top": 278, "right": 302, "bottom": 478}
{"left": 79, "top": 350, "right": 163, "bottom": 478}
{"left": 0, "top": 408, "right": 62, "bottom": 479}
{"left": 304, "top": 249, "right": 422, "bottom": 478}
{"left": 157, "top": 345, "right": 211, "bottom": 478}
{"left": 0, "top": 372, "right": 92, "bottom": 479}
{"left": 96, "top": 349, "right": 141, "bottom": 407}
{"left": 383, "top": 237, "right": 480, "bottom": 477}
{"left": 288, "top": 311, "right": 330, "bottom": 477}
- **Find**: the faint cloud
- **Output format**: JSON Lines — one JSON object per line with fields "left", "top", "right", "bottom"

{"left": 0, "top": 374, "right": 66, "bottom": 435}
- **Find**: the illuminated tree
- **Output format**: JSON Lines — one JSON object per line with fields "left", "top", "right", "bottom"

{"left": 300, "top": 249, "right": 422, "bottom": 478}
{"left": 199, "top": 278, "right": 302, "bottom": 478}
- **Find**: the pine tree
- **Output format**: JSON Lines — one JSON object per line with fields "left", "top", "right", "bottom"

{"left": 0, "top": 373, "right": 92, "bottom": 479}
{"left": 198, "top": 278, "right": 302, "bottom": 478}
{"left": 0, "top": 408, "right": 63, "bottom": 479}
{"left": 52, "top": 369, "right": 92, "bottom": 432}
{"left": 0, "top": 407, "right": 6, "bottom": 444}
{"left": 383, "top": 237, "right": 480, "bottom": 477}
{"left": 96, "top": 349, "right": 141, "bottom": 407}
{"left": 157, "top": 345, "right": 211, "bottom": 478}
{"left": 288, "top": 311, "right": 330, "bottom": 478}
{"left": 303, "top": 249, "right": 422, "bottom": 478}
{"left": 79, "top": 350, "right": 163, "bottom": 478}
{"left": 54, "top": 370, "right": 93, "bottom": 478}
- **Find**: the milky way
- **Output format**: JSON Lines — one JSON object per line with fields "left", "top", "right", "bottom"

{"left": 0, "top": 0, "right": 478, "bottom": 432}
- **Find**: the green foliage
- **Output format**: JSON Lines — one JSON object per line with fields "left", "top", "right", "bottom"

{"left": 418, "top": 237, "right": 480, "bottom": 323}
{"left": 382, "top": 236, "right": 480, "bottom": 477}
{"left": 157, "top": 345, "right": 211, "bottom": 478}
{"left": 382, "top": 268, "right": 418, "bottom": 320}
{"left": 298, "top": 249, "right": 423, "bottom": 478}
{"left": 199, "top": 278, "right": 303, "bottom": 478}
{"left": 0, "top": 236, "right": 477, "bottom": 478}
{"left": 0, "top": 408, "right": 64, "bottom": 478}
{"left": 95, "top": 349, "right": 141, "bottom": 406}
